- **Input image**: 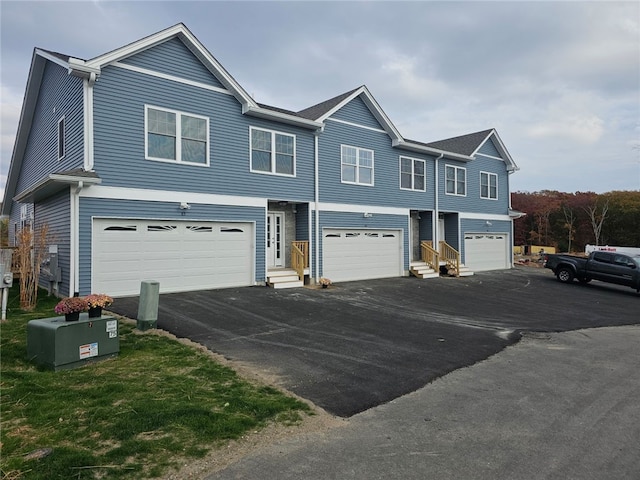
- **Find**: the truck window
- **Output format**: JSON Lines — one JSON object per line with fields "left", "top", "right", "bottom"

{"left": 614, "top": 255, "right": 635, "bottom": 267}
{"left": 593, "top": 252, "right": 612, "bottom": 263}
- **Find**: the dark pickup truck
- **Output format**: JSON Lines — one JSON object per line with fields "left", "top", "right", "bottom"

{"left": 544, "top": 251, "right": 640, "bottom": 292}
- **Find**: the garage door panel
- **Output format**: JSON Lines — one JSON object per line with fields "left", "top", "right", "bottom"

{"left": 323, "top": 228, "right": 402, "bottom": 282}
{"left": 464, "top": 233, "right": 509, "bottom": 271}
{"left": 93, "top": 219, "right": 253, "bottom": 296}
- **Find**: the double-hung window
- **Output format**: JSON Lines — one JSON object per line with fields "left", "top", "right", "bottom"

{"left": 146, "top": 106, "right": 209, "bottom": 165}
{"left": 480, "top": 172, "right": 498, "bottom": 199}
{"left": 341, "top": 145, "right": 373, "bottom": 185}
{"left": 400, "top": 156, "right": 426, "bottom": 191}
{"left": 445, "top": 165, "right": 466, "bottom": 196}
{"left": 250, "top": 127, "right": 295, "bottom": 176}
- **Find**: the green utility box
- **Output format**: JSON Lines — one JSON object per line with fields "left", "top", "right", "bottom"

{"left": 27, "top": 315, "right": 119, "bottom": 371}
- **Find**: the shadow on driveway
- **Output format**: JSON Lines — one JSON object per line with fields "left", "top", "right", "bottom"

{"left": 109, "top": 267, "right": 639, "bottom": 417}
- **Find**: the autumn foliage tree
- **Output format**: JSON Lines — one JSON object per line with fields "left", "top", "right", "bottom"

{"left": 512, "top": 190, "right": 640, "bottom": 252}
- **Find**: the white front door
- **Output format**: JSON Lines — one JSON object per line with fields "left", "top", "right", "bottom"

{"left": 438, "top": 218, "right": 446, "bottom": 245}
{"left": 267, "top": 212, "right": 284, "bottom": 267}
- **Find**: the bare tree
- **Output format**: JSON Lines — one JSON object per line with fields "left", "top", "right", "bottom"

{"left": 16, "top": 224, "right": 50, "bottom": 311}
{"left": 562, "top": 206, "right": 576, "bottom": 253}
{"left": 584, "top": 199, "right": 609, "bottom": 246}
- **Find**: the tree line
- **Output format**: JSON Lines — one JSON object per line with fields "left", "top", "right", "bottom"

{"left": 511, "top": 190, "right": 640, "bottom": 253}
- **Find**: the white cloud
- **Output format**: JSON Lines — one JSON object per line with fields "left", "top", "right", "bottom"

{"left": 1, "top": 85, "right": 22, "bottom": 195}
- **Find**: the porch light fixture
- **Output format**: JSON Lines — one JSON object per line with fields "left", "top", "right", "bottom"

{"left": 485, "top": 221, "right": 492, "bottom": 226}
{"left": 363, "top": 212, "right": 373, "bottom": 218}
{"left": 179, "top": 202, "right": 191, "bottom": 210}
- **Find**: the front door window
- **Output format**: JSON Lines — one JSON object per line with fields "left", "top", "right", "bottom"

{"left": 267, "top": 212, "right": 284, "bottom": 267}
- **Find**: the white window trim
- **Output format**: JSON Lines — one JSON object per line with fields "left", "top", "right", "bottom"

{"left": 249, "top": 126, "right": 296, "bottom": 177}
{"left": 445, "top": 165, "right": 467, "bottom": 196}
{"left": 341, "top": 144, "right": 374, "bottom": 186}
{"left": 480, "top": 171, "right": 498, "bottom": 200}
{"left": 58, "top": 116, "right": 65, "bottom": 161}
{"left": 399, "top": 156, "right": 426, "bottom": 192}
{"left": 144, "top": 105, "right": 210, "bottom": 167}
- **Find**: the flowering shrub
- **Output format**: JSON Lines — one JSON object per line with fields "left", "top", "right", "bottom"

{"left": 85, "top": 293, "right": 114, "bottom": 309}
{"left": 319, "top": 277, "right": 332, "bottom": 286}
{"left": 54, "top": 297, "right": 89, "bottom": 315}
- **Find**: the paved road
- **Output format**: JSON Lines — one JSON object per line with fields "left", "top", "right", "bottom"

{"left": 205, "top": 325, "right": 640, "bottom": 480}
{"left": 110, "top": 267, "right": 639, "bottom": 418}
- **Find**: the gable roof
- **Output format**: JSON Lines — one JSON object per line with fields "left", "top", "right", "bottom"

{"left": 424, "top": 129, "right": 519, "bottom": 171}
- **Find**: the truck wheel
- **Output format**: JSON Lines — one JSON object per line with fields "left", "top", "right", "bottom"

{"left": 557, "top": 268, "right": 574, "bottom": 283}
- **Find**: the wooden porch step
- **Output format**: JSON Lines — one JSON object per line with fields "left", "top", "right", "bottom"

{"left": 409, "top": 261, "right": 439, "bottom": 279}
{"left": 267, "top": 268, "right": 303, "bottom": 289}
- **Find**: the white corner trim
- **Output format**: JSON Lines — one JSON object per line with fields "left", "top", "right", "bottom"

{"left": 79, "top": 185, "right": 267, "bottom": 208}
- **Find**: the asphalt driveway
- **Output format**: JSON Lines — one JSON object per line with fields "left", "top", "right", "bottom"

{"left": 109, "top": 267, "right": 639, "bottom": 417}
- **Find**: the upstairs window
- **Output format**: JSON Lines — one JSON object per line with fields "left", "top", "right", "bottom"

{"left": 445, "top": 165, "right": 466, "bottom": 196}
{"left": 400, "top": 156, "right": 426, "bottom": 191}
{"left": 57, "top": 116, "right": 65, "bottom": 160}
{"left": 480, "top": 172, "right": 498, "bottom": 199}
{"left": 250, "top": 127, "right": 295, "bottom": 176}
{"left": 341, "top": 145, "right": 373, "bottom": 185}
{"left": 145, "top": 106, "right": 209, "bottom": 166}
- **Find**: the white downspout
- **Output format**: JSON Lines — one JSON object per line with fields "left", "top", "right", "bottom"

{"left": 314, "top": 133, "right": 320, "bottom": 284}
{"left": 433, "top": 153, "right": 444, "bottom": 244}
{"left": 70, "top": 181, "right": 83, "bottom": 296}
{"left": 83, "top": 73, "right": 96, "bottom": 171}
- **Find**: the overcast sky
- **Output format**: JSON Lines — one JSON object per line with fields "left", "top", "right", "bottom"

{"left": 1, "top": 0, "right": 639, "bottom": 198}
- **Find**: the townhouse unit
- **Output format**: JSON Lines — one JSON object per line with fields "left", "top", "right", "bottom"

{"left": 2, "top": 23, "right": 520, "bottom": 297}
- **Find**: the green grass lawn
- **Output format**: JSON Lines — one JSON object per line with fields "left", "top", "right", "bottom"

{"left": 0, "top": 286, "right": 312, "bottom": 479}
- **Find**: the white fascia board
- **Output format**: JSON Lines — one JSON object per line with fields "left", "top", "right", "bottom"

{"left": 85, "top": 23, "right": 257, "bottom": 110}
{"left": 67, "top": 57, "right": 101, "bottom": 79}
{"left": 471, "top": 130, "right": 519, "bottom": 172}
{"left": 359, "top": 88, "right": 404, "bottom": 142}
{"left": 459, "top": 212, "right": 513, "bottom": 221}
{"left": 393, "top": 140, "right": 473, "bottom": 162}
{"left": 317, "top": 87, "right": 365, "bottom": 122}
{"left": 79, "top": 185, "right": 267, "bottom": 208}
{"left": 1, "top": 54, "right": 46, "bottom": 215}
{"left": 318, "top": 202, "right": 408, "bottom": 216}
{"left": 35, "top": 49, "right": 70, "bottom": 69}
{"left": 317, "top": 86, "right": 404, "bottom": 142}
{"left": 243, "top": 105, "right": 323, "bottom": 130}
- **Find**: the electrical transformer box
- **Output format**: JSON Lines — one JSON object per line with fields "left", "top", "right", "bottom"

{"left": 27, "top": 315, "right": 119, "bottom": 371}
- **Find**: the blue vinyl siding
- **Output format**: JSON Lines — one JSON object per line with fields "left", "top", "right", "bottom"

{"left": 35, "top": 191, "right": 71, "bottom": 295}
{"left": 93, "top": 65, "right": 315, "bottom": 201}
{"left": 460, "top": 218, "right": 512, "bottom": 263}
{"left": 419, "top": 214, "right": 433, "bottom": 242}
{"left": 439, "top": 156, "right": 509, "bottom": 214}
{"left": 317, "top": 210, "right": 409, "bottom": 276}
{"left": 78, "top": 197, "right": 266, "bottom": 295}
{"left": 295, "top": 203, "right": 310, "bottom": 241}
{"left": 477, "top": 138, "right": 501, "bottom": 157}
{"left": 444, "top": 214, "right": 459, "bottom": 250}
{"left": 120, "top": 37, "right": 226, "bottom": 89}
{"left": 331, "top": 96, "right": 385, "bottom": 130}
{"left": 318, "top": 121, "right": 435, "bottom": 209}
{"left": 16, "top": 62, "right": 84, "bottom": 193}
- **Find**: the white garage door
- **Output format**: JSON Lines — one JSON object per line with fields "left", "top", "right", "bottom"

{"left": 93, "top": 219, "right": 254, "bottom": 296}
{"left": 323, "top": 228, "right": 403, "bottom": 282}
{"left": 464, "top": 233, "right": 509, "bottom": 271}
